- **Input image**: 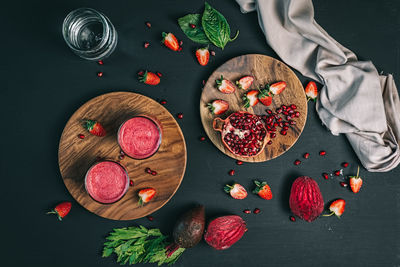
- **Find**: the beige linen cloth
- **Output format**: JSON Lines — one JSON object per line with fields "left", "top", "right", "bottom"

{"left": 236, "top": 0, "right": 400, "bottom": 172}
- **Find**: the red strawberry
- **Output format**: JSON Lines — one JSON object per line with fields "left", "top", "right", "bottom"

{"left": 324, "top": 199, "right": 346, "bottom": 218}
{"left": 208, "top": 99, "right": 229, "bottom": 115}
{"left": 305, "top": 81, "right": 318, "bottom": 101}
{"left": 258, "top": 87, "right": 272, "bottom": 106}
{"left": 269, "top": 81, "right": 286, "bottom": 95}
{"left": 196, "top": 47, "right": 209, "bottom": 66}
{"left": 138, "top": 188, "right": 156, "bottom": 205}
{"left": 215, "top": 76, "right": 236, "bottom": 94}
{"left": 162, "top": 32, "right": 180, "bottom": 51}
{"left": 243, "top": 90, "right": 259, "bottom": 108}
{"left": 46, "top": 202, "right": 71, "bottom": 221}
{"left": 252, "top": 180, "right": 273, "bottom": 200}
{"left": 349, "top": 166, "right": 363, "bottom": 193}
{"left": 224, "top": 183, "right": 247, "bottom": 199}
{"left": 236, "top": 76, "right": 254, "bottom": 90}
{"left": 138, "top": 71, "right": 160, "bottom": 85}
{"left": 83, "top": 119, "right": 106, "bottom": 137}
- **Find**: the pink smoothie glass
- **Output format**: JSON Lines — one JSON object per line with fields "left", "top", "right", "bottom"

{"left": 117, "top": 116, "right": 162, "bottom": 159}
{"left": 85, "top": 160, "right": 130, "bottom": 204}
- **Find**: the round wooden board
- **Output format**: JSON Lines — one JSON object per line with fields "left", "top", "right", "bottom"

{"left": 200, "top": 54, "right": 307, "bottom": 162}
{"left": 58, "top": 92, "right": 187, "bottom": 220}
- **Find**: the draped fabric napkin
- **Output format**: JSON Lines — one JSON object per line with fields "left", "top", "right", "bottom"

{"left": 236, "top": 0, "right": 400, "bottom": 172}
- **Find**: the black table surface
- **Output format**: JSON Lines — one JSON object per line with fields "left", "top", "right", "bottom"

{"left": 2, "top": 0, "right": 400, "bottom": 266}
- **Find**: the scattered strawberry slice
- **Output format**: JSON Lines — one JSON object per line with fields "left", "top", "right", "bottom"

{"left": 196, "top": 47, "right": 209, "bottom": 66}
{"left": 138, "top": 71, "right": 160, "bottom": 85}
{"left": 138, "top": 188, "right": 156, "bottom": 205}
{"left": 236, "top": 76, "right": 254, "bottom": 90}
{"left": 46, "top": 202, "right": 71, "bottom": 221}
{"left": 208, "top": 99, "right": 229, "bottom": 115}
{"left": 215, "top": 76, "right": 236, "bottom": 94}
{"left": 161, "top": 32, "right": 180, "bottom": 51}
{"left": 83, "top": 119, "right": 106, "bottom": 137}
{"left": 324, "top": 199, "right": 346, "bottom": 218}
{"left": 269, "top": 81, "right": 286, "bottom": 95}
{"left": 349, "top": 166, "right": 363, "bottom": 193}
{"left": 243, "top": 90, "right": 259, "bottom": 108}
{"left": 252, "top": 180, "right": 273, "bottom": 200}
{"left": 224, "top": 183, "right": 247, "bottom": 199}
{"left": 258, "top": 87, "right": 272, "bottom": 106}
{"left": 305, "top": 81, "right": 318, "bottom": 101}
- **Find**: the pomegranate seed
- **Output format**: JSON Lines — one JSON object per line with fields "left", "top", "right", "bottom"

{"left": 129, "top": 180, "right": 133, "bottom": 186}
{"left": 294, "top": 159, "right": 301, "bottom": 165}
{"left": 151, "top": 170, "right": 157, "bottom": 176}
{"left": 295, "top": 111, "right": 300, "bottom": 117}
{"left": 340, "top": 182, "right": 348, "bottom": 187}
{"left": 160, "top": 99, "right": 167, "bottom": 105}
{"left": 270, "top": 133, "right": 276, "bottom": 138}
{"left": 236, "top": 160, "right": 243, "bottom": 165}
{"left": 290, "top": 104, "right": 297, "bottom": 109}
{"left": 147, "top": 215, "right": 154, "bottom": 221}
{"left": 119, "top": 154, "right": 125, "bottom": 160}
{"left": 334, "top": 170, "right": 341, "bottom": 176}
{"left": 228, "top": 169, "right": 235, "bottom": 176}
{"left": 290, "top": 216, "right": 296, "bottom": 222}
{"left": 145, "top": 22, "right": 151, "bottom": 28}
{"left": 202, "top": 80, "right": 205, "bottom": 85}
{"left": 145, "top": 168, "right": 152, "bottom": 174}
{"left": 281, "top": 105, "right": 287, "bottom": 110}
{"left": 97, "top": 72, "right": 103, "bottom": 77}
{"left": 342, "top": 162, "right": 349, "bottom": 168}
{"left": 199, "top": 136, "right": 206, "bottom": 141}
{"left": 144, "top": 42, "right": 150, "bottom": 48}
{"left": 319, "top": 150, "right": 326, "bottom": 156}
{"left": 266, "top": 109, "right": 273, "bottom": 114}
{"left": 98, "top": 60, "right": 103, "bottom": 65}
{"left": 253, "top": 208, "right": 261, "bottom": 214}
{"left": 189, "top": 23, "right": 196, "bottom": 28}
{"left": 280, "top": 130, "right": 287, "bottom": 135}
{"left": 177, "top": 47, "right": 183, "bottom": 52}
{"left": 286, "top": 115, "right": 292, "bottom": 120}
{"left": 322, "top": 173, "right": 329, "bottom": 179}
{"left": 243, "top": 209, "right": 251, "bottom": 214}
{"left": 177, "top": 113, "right": 183, "bottom": 119}
{"left": 267, "top": 140, "right": 273, "bottom": 145}
{"left": 303, "top": 153, "right": 310, "bottom": 159}
{"left": 179, "top": 40, "right": 183, "bottom": 46}
{"left": 78, "top": 134, "right": 85, "bottom": 139}
{"left": 138, "top": 70, "right": 145, "bottom": 76}
{"left": 210, "top": 50, "right": 216, "bottom": 56}
{"left": 156, "top": 72, "right": 162, "bottom": 77}
{"left": 289, "top": 120, "right": 296, "bottom": 125}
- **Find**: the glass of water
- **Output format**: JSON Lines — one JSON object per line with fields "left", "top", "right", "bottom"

{"left": 62, "top": 8, "right": 118, "bottom": 60}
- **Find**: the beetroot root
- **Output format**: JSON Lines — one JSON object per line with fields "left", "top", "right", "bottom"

{"left": 204, "top": 215, "right": 247, "bottom": 250}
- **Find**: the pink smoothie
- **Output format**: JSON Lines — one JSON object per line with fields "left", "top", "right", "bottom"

{"left": 85, "top": 161, "right": 129, "bottom": 204}
{"left": 118, "top": 116, "right": 161, "bottom": 159}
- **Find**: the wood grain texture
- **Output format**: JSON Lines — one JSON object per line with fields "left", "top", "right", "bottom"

{"left": 200, "top": 54, "right": 307, "bottom": 162}
{"left": 58, "top": 92, "right": 187, "bottom": 220}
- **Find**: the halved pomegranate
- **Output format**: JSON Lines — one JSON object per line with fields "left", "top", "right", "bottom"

{"left": 213, "top": 111, "right": 269, "bottom": 157}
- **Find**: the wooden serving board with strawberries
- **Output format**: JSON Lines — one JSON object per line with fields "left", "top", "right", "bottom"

{"left": 200, "top": 54, "right": 307, "bottom": 162}
{"left": 58, "top": 92, "right": 187, "bottom": 220}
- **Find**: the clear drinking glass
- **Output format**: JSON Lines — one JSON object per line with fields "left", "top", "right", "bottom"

{"left": 62, "top": 8, "right": 118, "bottom": 60}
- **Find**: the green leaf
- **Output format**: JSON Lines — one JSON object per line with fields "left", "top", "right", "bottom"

{"left": 178, "top": 14, "right": 211, "bottom": 44}
{"left": 202, "top": 2, "right": 239, "bottom": 49}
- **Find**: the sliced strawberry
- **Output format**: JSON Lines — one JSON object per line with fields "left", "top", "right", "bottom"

{"left": 162, "top": 32, "right": 180, "bottom": 51}
{"left": 269, "top": 81, "right": 286, "bottom": 95}
{"left": 46, "top": 202, "right": 72, "bottom": 221}
{"left": 324, "top": 199, "right": 346, "bottom": 218}
{"left": 236, "top": 76, "right": 254, "bottom": 90}
{"left": 138, "top": 71, "right": 160, "bottom": 85}
{"left": 83, "top": 120, "right": 106, "bottom": 137}
{"left": 305, "top": 81, "right": 318, "bottom": 101}
{"left": 196, "top": 47, "right": 209, "bottom": 66}
{"left": 349, "top": 166, "right": 363, "bottom": 193}
{"left": 243, "top": 90, "right": 259, "bottom": 108}
{"left": 258, "top": 87, "right": 272, "bottom": 106}
{"left": 224, "top": 183, "right": 247, "bottom": 199}
{"left": 138, "top": 188, "right": 156, "bottom": 205}
{"left": 252, "top": 180, "right": 273, "bottom": 200}
{"left": 208, "top": 99, "right": 229, "bottom": 115}
{"left": 215, "top": 76, "right": 235, "bottom": 94}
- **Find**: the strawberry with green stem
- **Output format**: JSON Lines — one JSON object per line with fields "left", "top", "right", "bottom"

{"left": 243, "top": 90, "right": 259, "bottom": 108}
{"left": 349, "top": 166, "right": 363, "bottom": 193}
{"left": 138, "top": 71, "right": 160, "bottom": 85}
{"left": 252, "top": 180, "right": 273, "bottom": 200}
{"left": 268, "top": 81, "right": 286, "bottom": 95}
{"left": 305, "top": 81, "right": 318, "bottom": 101}
{"left": 258, "top": 85, "right": 272, "bottom": 106}
{"left": 323, "top": 199, "right": 346, "bottom": 218}
{"left": 216, "top": 76, "right": 236, "bottom": 94}
{"left": 138, "top": 188, "right": 156, "bottom": 205}
{"left": 161, "top": 32, "right": 180, "bottom": 51}
{"left": 46, "top": 202, "right": 71, "bottom": 221}
{"left": 236, "top": 76, "right": 254, "bottom": 90}
{"left": 208, "top": 99, "right": 229, "bottom": 115}
{"left": 83, "top": 119, "right": 106, "bottom": 137}
{"left": 224, "top": 183, "right": 247, "bottom": 199}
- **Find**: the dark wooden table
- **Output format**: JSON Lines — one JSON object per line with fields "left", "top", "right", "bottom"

{"left": 2, "top": 0, "right": 399, "bottom": 266}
